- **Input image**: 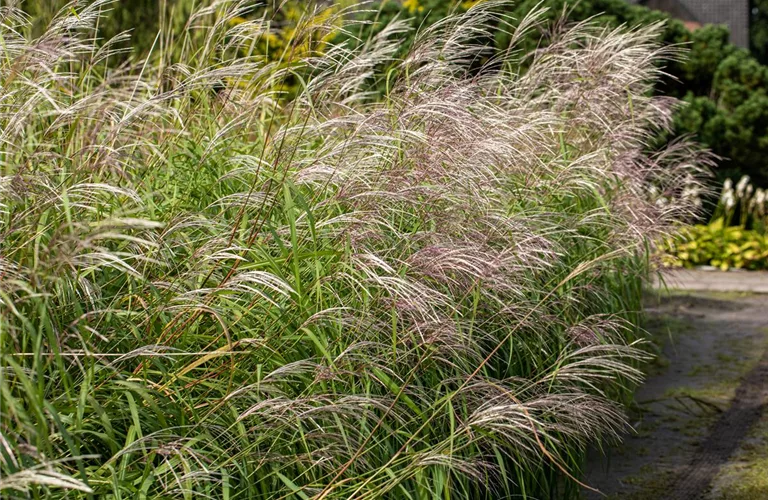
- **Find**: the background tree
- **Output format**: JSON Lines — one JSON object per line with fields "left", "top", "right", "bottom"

{"left": 752, "top": 0, "right": 768, "bottom": 65}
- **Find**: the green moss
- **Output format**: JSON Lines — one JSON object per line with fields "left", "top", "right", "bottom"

{"left": 602, "top": 468, "right": 676, "bottom": 500}
{"left": 663, "top": 384, "right": 734, "bottom": 408}
{"left": 710, "top": 414, "right": 768, "bottom": 499}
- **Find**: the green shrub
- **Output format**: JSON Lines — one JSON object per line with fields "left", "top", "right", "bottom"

{"left": 20, "top": 0, "right": 193, "bottom": 55}
{"left": 752, "top": 0, "right": 768, "bottom": 66}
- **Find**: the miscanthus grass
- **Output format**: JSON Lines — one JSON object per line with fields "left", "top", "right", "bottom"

{"left": 0, "top": 1, "right": 710, "bottom": 498}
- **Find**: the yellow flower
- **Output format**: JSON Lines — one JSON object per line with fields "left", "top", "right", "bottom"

{"left": 403, "top": 0, "right": 424, "bottom": 14}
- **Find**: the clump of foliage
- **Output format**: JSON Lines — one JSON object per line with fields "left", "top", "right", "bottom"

{"left": 19, "top": 0, "right": 194, "bottom": 55}
{"left": 0, "top": 1, "right": 707, "bottom": 499}
{"left": 663, "top": 219, "right": 768, "bottom": 270}
{"left": 663, "top": 176, "right": 768, "bottom": 270}
{"left": 19, "top": 0, "right": 331, "bottom": 63}
{"left": 673, "top": 38, "right": 768, "bottom": 186}
{"left": 752, "top": 0, "right": 768, "bottom": 66}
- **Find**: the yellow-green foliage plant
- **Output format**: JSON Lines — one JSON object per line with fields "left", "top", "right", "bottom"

{"left": 664, "top": 175, "right": 768, "bottom": 270}
{"left": 664, "top": 218, "right": 768, "bottom": 270}
{"left": 0, "top": 1, "right": 708, "bottom": 499}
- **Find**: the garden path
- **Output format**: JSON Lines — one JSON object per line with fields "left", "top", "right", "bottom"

{"left": 656, "top": 269, "right": 768, "bottom": 294}
{"left": 582, "top": 288, "right": 768, "bottom": 500}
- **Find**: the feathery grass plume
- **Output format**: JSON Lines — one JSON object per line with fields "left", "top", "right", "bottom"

{"left": 1, "top": 1, "right": 709, "bottom": 498}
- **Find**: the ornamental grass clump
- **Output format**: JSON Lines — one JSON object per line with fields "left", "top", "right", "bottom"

{"left": 0, "top": 1, "right": 708, "bottom": 498}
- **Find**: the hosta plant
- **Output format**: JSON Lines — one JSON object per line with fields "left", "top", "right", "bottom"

{"left": 664, "top": 218, "right": 768, "bottom": 270}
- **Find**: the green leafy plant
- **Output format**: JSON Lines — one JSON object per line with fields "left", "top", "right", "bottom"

{"left": 664, "top": 218, "right": 768, "bottom": 270}
{"left": 663, "top": 175, "right": 768, "bottom": 270}
{"left": 752, "top": 0, "right": 768, "bottom": 66}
